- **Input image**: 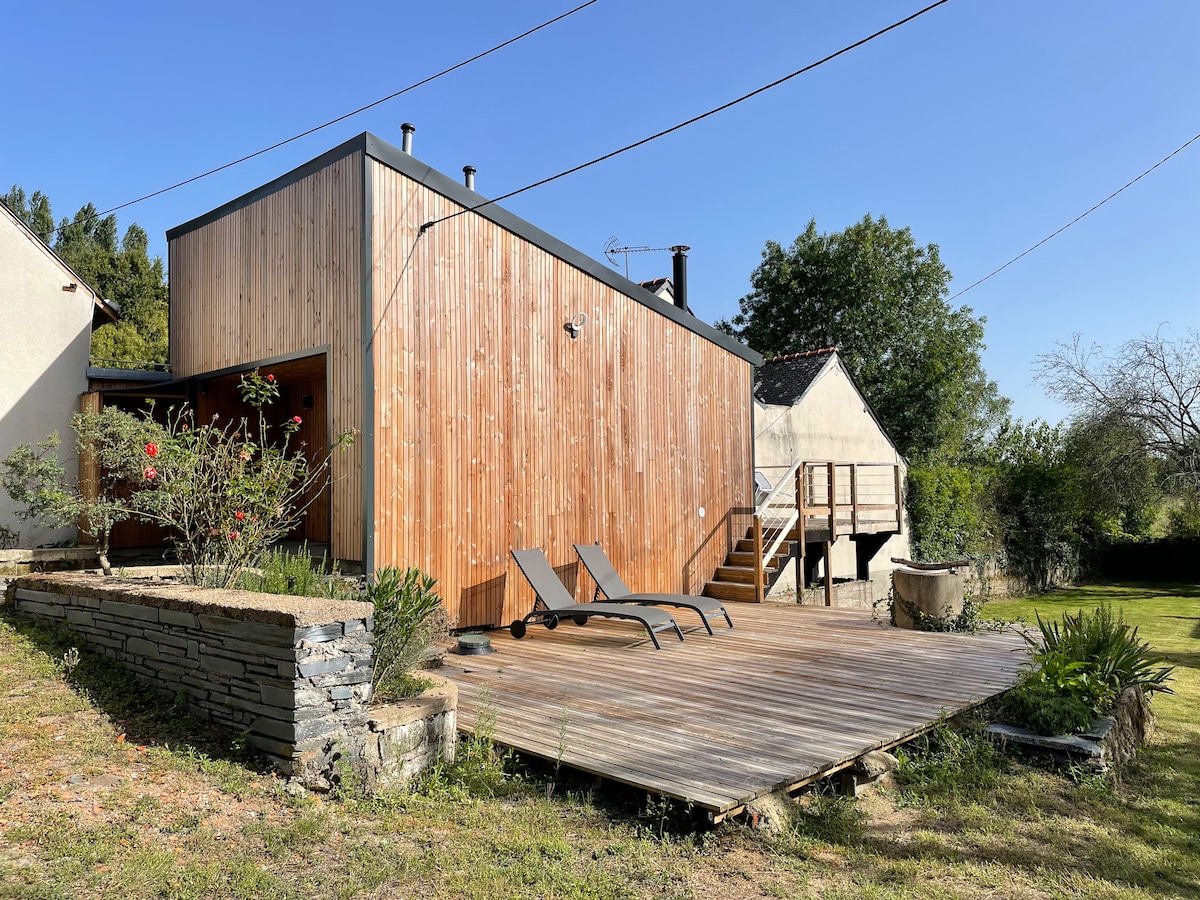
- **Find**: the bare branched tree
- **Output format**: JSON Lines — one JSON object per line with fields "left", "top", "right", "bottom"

{"left": 1037, "top": 329, "right": 1200, "bottom": 484}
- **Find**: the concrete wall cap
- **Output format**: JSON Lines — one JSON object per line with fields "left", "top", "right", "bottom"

{"left": 8, "top": 572, "right": 372, "bottom": 628}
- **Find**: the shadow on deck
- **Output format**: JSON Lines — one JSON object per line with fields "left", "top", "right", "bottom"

{"left": 436, "top": 604, "right": 1028, "bottom": 821}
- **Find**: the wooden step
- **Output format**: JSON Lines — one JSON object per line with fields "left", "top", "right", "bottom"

{"left": 713, "top": 565, "right": 760, "bottom": 584}
{"left": 702, "top": 581, "right": 759, "bottom": 602}
{"left": 736, "top": 538, "right": 794, "bottom": 555}
{"left": 744, "top": 526, "right": 801, "bottom": 542}
{"left": 725, "top": 550, "right": 789, "bottom": 568}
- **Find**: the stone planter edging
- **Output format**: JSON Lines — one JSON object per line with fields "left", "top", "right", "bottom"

{"left": 3, "top": 572, "right": 456, "bottom": 792}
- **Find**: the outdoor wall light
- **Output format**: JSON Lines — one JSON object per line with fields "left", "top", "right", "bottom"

{"left": 563, "top": 312, "right": 588, "bottom": 340}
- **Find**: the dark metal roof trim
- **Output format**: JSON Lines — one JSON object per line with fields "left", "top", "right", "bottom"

{"left": 362, "top": 133, "right": 761, "bottom": 365}
{"left": 86, "top": 367, "right": 174, "bottom": 384}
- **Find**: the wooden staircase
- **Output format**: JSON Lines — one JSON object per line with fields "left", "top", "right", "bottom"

{"left": 703, "top": 527, "right": 797, "bottom": 601}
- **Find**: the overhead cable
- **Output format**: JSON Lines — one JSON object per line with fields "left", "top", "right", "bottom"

{"left": 419, "top": 0, "right": 953, "bottom": 232}
{"left": 50, "top": 0, "right": 602, "bottom": 236}
{"left": 949, "top": 130, "right": 1200, "bottom": 301}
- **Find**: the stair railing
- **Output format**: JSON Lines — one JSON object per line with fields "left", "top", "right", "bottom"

{"left": 752, "top": 459, "right": 802, "bottom": 602}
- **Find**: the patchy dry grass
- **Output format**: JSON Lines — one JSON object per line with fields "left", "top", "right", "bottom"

{"left": 2, "top": 583, "right": 1198, "bottom": 899}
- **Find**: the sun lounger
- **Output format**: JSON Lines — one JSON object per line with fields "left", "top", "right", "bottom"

{"left": 573, "top": 543, "right": 734, "bottom": 635}
{"left": 509, "top": 549, "right": 684, "bottom": 649}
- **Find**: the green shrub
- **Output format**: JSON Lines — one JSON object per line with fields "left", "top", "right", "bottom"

{"left": 1003, "top": 603, "right": 1174, "bottom": 734}
{"left": 368, "top": 566, "right": 450, "bottom": 698}
{"left": 1002, "top": 672, "right": 1098, "bottom": 736}
{"left": 238, "top": 545, "right": 352, "bottom": 599}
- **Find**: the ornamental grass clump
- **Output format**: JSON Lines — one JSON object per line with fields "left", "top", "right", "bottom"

{"left": 1003, "top": 603, "right": 1174, "bottom": 735}
{"left": 368, "top": 566, "right": 450, "bottom": 700}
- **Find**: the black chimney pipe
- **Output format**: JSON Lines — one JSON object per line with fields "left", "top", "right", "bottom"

{"left": 400, "top": 123, "right": 415, "bottom": 154}
{"left": 670, "top": 245, "right": 690, "bottom": 313}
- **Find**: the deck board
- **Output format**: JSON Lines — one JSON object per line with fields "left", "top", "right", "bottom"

{"left": 436, "top": 604, "right": 1027, "bottom": 819}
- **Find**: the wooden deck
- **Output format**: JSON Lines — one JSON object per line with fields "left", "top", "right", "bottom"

{"left": 436, "top": 604, "right": 1028, "bottom": 821}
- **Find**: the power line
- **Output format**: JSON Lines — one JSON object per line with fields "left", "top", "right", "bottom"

{"left": 419, "top": 0, "right": 953, "bottom": 232}
{"left": 50, "top": 0, "right": 601, "bottom": 237}
{"left": 949, "top": 130, "right": 1200, "bottom": 301}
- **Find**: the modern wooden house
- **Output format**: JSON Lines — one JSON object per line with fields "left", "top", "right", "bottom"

{"left": 163, "top": 130, "right": 761, "bottom": 629}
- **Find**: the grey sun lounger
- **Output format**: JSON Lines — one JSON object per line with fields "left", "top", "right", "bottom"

{"left": 573, "top": 543, "right": 734, "bottom": 635}
{"left": 510, "top": 549, "right": 684, "bottom": 649}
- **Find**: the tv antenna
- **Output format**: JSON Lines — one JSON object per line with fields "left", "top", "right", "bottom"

{"left": 604, "top": 236, "right": 673, "bottom": 280}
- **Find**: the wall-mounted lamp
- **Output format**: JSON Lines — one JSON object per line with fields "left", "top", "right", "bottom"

{"left": 62, "top": 283, "right": 78, "bottom": 292}
{"left": 563, "top": 312, "right": 588, "bottom": 340}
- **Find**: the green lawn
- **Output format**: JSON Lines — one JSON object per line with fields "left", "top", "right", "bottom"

{"left": 1, "top": 582, "right": 1197, "bottom": 899}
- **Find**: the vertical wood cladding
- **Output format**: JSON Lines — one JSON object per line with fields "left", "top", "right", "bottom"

{"left": 168, "top": 154, "right": 363, "bottom": 561}
{"left": 370, "top": 160, "right": 753, "bottom": 628}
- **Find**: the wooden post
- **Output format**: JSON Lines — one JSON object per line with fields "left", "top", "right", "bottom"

{"left": 795, "top": 463, "right": 806, "bottom": 563}
{"left": 823, "top": 540, "right": 833, "bottom": 607}
{"left": 893, "top": 463, "right": 903, "bottom": 533}
{"left": 827, "top": 462, "right": 837, "bottom": 541}
{"left": 752, "top": 515, "right": 765, "bottom": 603}
{"left": 850, "top": 463, "right": 859, "bottom": 535}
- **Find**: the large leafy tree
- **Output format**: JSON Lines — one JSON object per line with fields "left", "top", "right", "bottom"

{"left": 2, "top": 186, "right": 167, "bottom": 366}
{"left": 719, "top": 215, "right": 1006, "bottom": 460}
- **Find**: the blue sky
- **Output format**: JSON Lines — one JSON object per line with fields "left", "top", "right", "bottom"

{"left": 4, "top": 0, "right": 1197, "bottom": 424}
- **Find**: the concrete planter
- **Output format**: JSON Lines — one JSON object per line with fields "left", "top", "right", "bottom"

{"left": 891, "top": 568, "right": 965, "bottom": 629}
{"left": 0, "top": 546, "right": 98, "bottom": 577}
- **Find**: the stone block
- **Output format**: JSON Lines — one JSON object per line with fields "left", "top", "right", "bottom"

{"left": 99, "top": 599, "right": 161, "bottom": 623}
{"left": 126, "top": 637, "right": 162, "bottom": 659}
{"left": 15, "top": 599, "right": 66, "bottom": 619}
{"left": 199, "top": 654, "right": 245, "bottom": 678}
{"left": 103, "top": 621, "right": 148, "bottom": 639}
{"left": 154, "top": 631, "right": 192, "bottom": 650}
{"left": 14, "top": 588, "right": 64, "bottom": 606}
{"left": 198, "top": 615, "right": 295, "bottom": 646}
{"left": 296, "top": 623, "right": 344, "bottom": 643}
{"left": 65, "top": 608, "right": 95, "bottom": 627}
{"left": 297, "top": 655, "right": 350, "bottom": 677}
{"left": 250, "top": 714, "right": 337, "bottom": 744}
{"left": 159, "top": 608, "right": 198, "bottom": 628}
{"left": 203, "top": 634, "right": 300, "bottom": 661}
{"left": 308, "top": 667, "right": 371, "bottom": 687}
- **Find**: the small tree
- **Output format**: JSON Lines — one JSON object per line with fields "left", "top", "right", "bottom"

{"left": 1, "top": 406, "right": 153, "bottom": 573}
{"left": 1037, "top": 330, "right": 1200, "bottom": 487}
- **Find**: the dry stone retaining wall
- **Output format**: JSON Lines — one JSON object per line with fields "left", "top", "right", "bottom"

{"left": 4, "top": 572, "right": 454, "bottom": 790}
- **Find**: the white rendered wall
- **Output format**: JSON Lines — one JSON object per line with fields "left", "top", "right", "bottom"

{"left": 0, "top": 209, "right": 95, "bottom": 547}
{"left": 753, "top": 359, "right": 910, "bottom": 599}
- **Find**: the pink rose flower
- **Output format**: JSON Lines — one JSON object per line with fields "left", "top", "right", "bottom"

{"left": 292, "top": 415, "right": 302, "bottom": 424}
{"left": 235, "top": 510, "right": 245, "bottom": 521}
{"left": 228, "top": 530, "right": 240, "bottom": 540}
{"left": 145, "top": 442, "right": 158, "bottom": 458}
{"left": 143, "top": 466, "right": 157, "bottom": 480}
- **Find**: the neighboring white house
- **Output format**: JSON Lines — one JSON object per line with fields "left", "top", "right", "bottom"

{"left": 0, "top": 201, "right": 108, "bottom": 548}
{"left": 753, "top": 348, "right": 910, "bottom": 605}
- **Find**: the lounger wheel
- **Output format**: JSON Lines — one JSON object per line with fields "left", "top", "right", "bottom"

{"left": 572, "top": 613, "right": 589, "bottom": 626}
{"left": 545, "top": 615, "right": 559, "bottom": 630}
{"left": 510, "top": 619, "right": 527, "bottom": 639}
